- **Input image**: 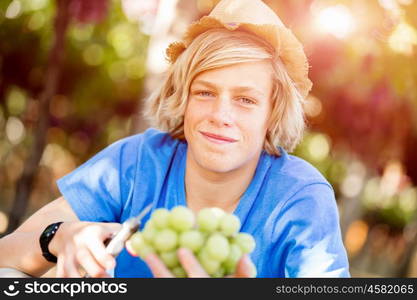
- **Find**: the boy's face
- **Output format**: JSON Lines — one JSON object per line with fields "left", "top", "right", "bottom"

{"left": 184, "top": 61, "right": 274, "bottom": 174}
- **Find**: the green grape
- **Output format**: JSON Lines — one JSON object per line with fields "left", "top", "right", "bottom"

{"left": 212, "top": 267, "right": 225, "bottom": 278}
{"left": 179, "top": 230, "right": 205, "bottom": 252}
{"left": 198, "top": 249, "right": 220, "bottom": 275}
{"left": 152, "top": 208, "right": 170, "bottom": 229}
{"left": 153, "top": 228, "right": 178, "bottom": 252}
{"left": 130, "top": 232, "right": 146, "bottom": 255}
{"left": 169, "top": 206, "right": 195, "bottom": 231}
{"left": 133, "top": 205, "right": 257, "bottom": 278}
{"left": 219, "top": 214, "right": 241, "bottom": 236}
{"left": 210, "top": 207, "right": 225, "bottom": 219}
{"left": 223, "top": 243, "right": 242, "bottom": 275}
{"left": 206, "top": 233, "right": 230, "bottom": 262}
{"left": 142, "top": 220, "right": 158, "bottom": 242}
{"left": 171, "top": 266, "right": 187, "bottom": 278}
{"left": 233, "top": 233, "right": 256, "bottom": 254}
{"left": 137, "top": 243, "right": 155, "bottom": 260}
{"left": 160, "top": 250, "right": 179, "bottom": 268}
{"left": 197, "top": 208, "right": 219, "bottom": 232}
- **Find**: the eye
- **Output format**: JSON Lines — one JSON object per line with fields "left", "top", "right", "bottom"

{"left": 196, "top": 91, "right": 214, "bottom": 97}
{"left": 238, "top": 97, "right": 256, "bottom": 105}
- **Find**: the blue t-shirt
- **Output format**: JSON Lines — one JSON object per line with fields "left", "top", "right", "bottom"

{"left": 56, "top": 128, "right": 350, "bottom": 278}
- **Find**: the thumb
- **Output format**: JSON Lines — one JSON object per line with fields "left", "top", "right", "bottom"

{"left": 99, "top": 222, "right": 122, "bottom": 239}
{"left": 125, "top": 240, "right": 137, "bottom": 257}
{"left": 234, "top": 255, "right": 257, "bottom": 278}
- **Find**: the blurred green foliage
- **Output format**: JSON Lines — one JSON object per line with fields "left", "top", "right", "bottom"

{"left": 1, "top": 0, "right": 417, "bottom": 276}
{"left": 0, "top": 0, "right": 149, "bottom": 215}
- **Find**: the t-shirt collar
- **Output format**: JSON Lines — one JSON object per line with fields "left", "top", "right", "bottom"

{"left": 174, "top": 142, "right": 273, "bottom": 225}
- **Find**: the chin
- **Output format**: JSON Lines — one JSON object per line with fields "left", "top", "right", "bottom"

{"left": 196, "top": 152, "right": 244, "bottom": 173}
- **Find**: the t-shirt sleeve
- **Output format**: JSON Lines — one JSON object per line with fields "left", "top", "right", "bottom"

{"left": 273, "top": 183, "right": 351, "bottom": 277}
{"left": 56, "top": 135, "right": 140, "bottom": 223}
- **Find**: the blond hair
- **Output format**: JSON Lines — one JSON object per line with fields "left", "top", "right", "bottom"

{"left": 144, "top": 29, "right": 306, "bottom": 156}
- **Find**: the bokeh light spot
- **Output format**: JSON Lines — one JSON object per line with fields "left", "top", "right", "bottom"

{"left": 307, "top": 133, "right": 330, "bottom": 162}
{"left": 314, "top": 5, "right": 356, "bottom": 39}
{"left": 83, "top": 44, "right": 104, "bottom": 66}
{"left": 6, "top": 0, "right": 22, "bottom": 19}
{"left": 6, "top": 117, "right": 26, "bottom": 145}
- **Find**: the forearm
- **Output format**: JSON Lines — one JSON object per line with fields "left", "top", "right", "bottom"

{"left": 0, "top": 230, "right": 53, "bottom": 277}
{"left": 0, "top": 196, "right": 79, "bottom": 277}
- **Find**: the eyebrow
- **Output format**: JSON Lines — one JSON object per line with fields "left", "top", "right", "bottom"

{"left": 192, "top": 80, "right": 267, "bottom": 98}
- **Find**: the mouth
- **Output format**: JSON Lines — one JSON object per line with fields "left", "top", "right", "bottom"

{"left": 199, "top": 131, "right": 238, "bottom": 144}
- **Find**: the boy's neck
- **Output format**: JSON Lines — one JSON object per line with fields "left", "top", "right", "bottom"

{"left": 184, "top": 151, "right": 261, "bottom": 214}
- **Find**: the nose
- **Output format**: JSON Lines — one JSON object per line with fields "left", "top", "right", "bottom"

{"left": 208, "top": 96, "right": 234, "bottom": 127}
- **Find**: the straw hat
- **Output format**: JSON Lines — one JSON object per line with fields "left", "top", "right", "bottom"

{"left": 166, "top": 0, "right": 312, "bottom": 98}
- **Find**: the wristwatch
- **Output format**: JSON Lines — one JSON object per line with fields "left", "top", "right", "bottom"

{"left": 39, "top": 222, "right": 63, "bottom": 263}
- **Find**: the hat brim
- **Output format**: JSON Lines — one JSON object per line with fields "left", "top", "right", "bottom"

{"left": 166, "top": 16, "right": 312, "bottom": 98}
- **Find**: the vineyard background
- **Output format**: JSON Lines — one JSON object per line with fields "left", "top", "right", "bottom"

{"left": 1, "top": 0, "right": 417, "bottom": 277}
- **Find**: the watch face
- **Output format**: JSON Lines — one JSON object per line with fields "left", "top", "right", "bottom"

{"left": 41, "top": 223, "right": 59, "bottom": 242}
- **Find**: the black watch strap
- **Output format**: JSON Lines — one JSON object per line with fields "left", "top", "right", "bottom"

{"left": 39, "top": 222, "right": 63, "bottom": 263}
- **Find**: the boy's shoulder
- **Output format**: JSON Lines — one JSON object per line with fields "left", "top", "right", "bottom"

{"left": 269, "top": 148, "right": 331, "bottom": 187}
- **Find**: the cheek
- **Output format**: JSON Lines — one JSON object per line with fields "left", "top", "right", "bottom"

{"left": 184, "top": 104, "right": 194, "bottom": 126}
{"left": 184, "top": 102, "right": 203, "bottom": 136}
{"left": 184, "top": 101, "right": 206, "bottom": 126}
{"left": 242, "top": 126, "right": 267, "bottom": 149}
{"left": 238, "top": 113, "right": 270, "bottom": 143}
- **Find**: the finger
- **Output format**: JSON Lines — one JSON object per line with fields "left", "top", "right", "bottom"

{"left": 144, "top": 253, "right": 174, "bottom": 278}
{"left": 56, "top": 255, "right": 66, "bottom": 278}
{"left": 177, "top": 248, "right": 209, "bottom": 278}
{"left": 104, "top": 222, "right": 123, "bottom": 232}
{"left": 75, "top": 247, "right": 108, "bottom": 278}
{"left": 99, "top": 222, "right": 123, "bottom": 239}
{"left": 85, "top": 236, "right": 116, "bottom": 270}
{"left": 64, "top": 249, "right": 82, "bottom": 278}
{"left": 125, "top": 240, "right": 138, "bottom": 257}
{"left": 80, "top": 223, "right": 121, "bottom": 243}
{"left": 234, "top": 255, "right": 256, "bottom": 278}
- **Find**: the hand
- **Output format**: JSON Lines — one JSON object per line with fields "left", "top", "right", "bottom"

{"left": 126, "top": 244, "right": 256, "bottom": 278}
{"left": 50, "top": 221, "right": 122, "bottom": 278}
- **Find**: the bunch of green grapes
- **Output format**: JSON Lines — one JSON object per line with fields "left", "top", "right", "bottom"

{"left": 129, "top": 206, "right": 256, "bottom": 278}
